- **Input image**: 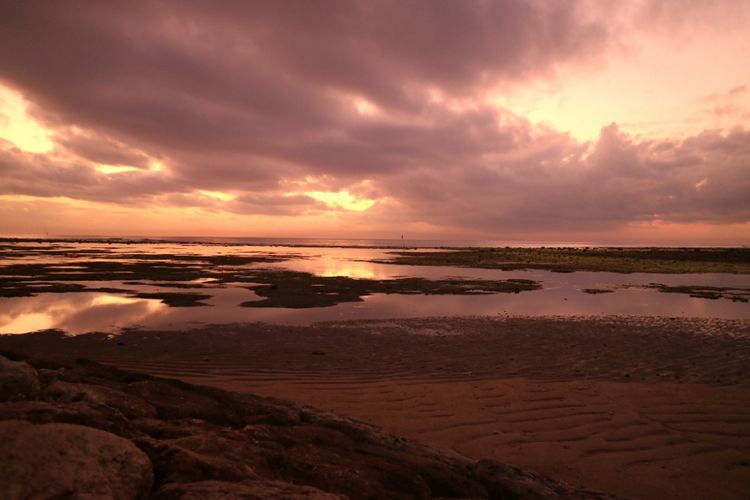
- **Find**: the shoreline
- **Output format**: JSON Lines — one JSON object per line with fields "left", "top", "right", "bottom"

{"left": 2, "top": 315, "right": 749, "bottom": 499}
{"left": 4, "top": 315, "right": 747, "bottom": 385}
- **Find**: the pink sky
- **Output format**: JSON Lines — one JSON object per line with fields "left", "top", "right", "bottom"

{"left": 1, "top": 1, "right": 749, "bottom": 245}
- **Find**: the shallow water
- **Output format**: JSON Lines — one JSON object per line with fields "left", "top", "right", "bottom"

{"left": 0, "top": 242, "right": 748, "bottom": 334}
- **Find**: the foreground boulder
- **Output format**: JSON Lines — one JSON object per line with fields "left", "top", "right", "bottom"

{"left": 154, "top": 479, "right": 344, "bottom": 499}
{"left": 0, "top": 420, "right": 153, "bottom": 499}
{"left": 0, "top": 354, "right": 621, "bottom": 499}
{"left": 0, "top": 355, "right": 39, "bottom": 401}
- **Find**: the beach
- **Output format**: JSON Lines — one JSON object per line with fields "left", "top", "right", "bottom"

{"left": 3, "top": 315, "right": 749, "bottom": 499}
{"left": 3, "top": 2, "right": 750, "bottom": 497}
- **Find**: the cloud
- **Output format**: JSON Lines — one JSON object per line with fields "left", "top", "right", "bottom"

{"left": 0, "top": 1, "right": 608, "bottom": 155}
{"left": 369, "top": 123, "right": 750, "bottom": 233}
{"left": 0, "top": 1, "right": 748, "bottom": 239}
{"left": 699, "top": 84, "right": 750, "bottom": 120}
{"left": 633, "top": 0, "right": 750, "bottom": 35}
{"left": 0, "top": 147, "right": 174, "bottom": 203}
{"left": 57, "top": 129, "right": 152, "bottom": 169}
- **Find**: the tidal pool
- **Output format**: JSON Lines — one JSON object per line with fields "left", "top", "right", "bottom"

{"left": 0, "top": 241, "right": 748, "bottom": 334}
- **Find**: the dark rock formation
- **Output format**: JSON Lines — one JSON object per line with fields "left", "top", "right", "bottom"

{"left": 0, "top": 354, "right": 621, "bottom": 499}
{"left": 0, "top": 355, "right": 40, "bottom": 401}
{"left": 154, "top": 480, "right": 343, "bottom": 499}
{"left": 0, "top": 420, "right": 153, "bottom": 499}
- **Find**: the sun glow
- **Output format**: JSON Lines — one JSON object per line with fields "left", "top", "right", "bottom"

{"left": 95, "top": 164, "right": 142, "bottom": 175}
{"left": 352, "top": 96, "right": 379, "bottom": 116}
{"left": 318, "top": 260, "right": 377, "bottom": 279}
{"left": 0, "top": 84, "right": 54, "bottom": 153}
{"left": 0, "top": 194, "right": 110, "bottom": 208}
{"left": 305, "top": 190, "right": 376, "bottom": 212}
{"left": 198, "top": 190, "right": 235, "bottom": 202}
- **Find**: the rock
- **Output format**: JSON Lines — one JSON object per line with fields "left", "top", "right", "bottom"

{"left": 154, "top": 479, "right": 345, "bottom": 499}
{"left": 0, "top": 420, "right": 153, "bottom": 499}
{"left": 0, "top": 355, "right": 621, "bottom": 499}
{"left": 135, "top": 432, "right": 260, "bottom": 485}
{"left": 44, "top": 379, "right": 157, "bottom": 419}
{"left": 132, "top": 416, "right": 219, "bottom": 439}
{"left": 36, "top": 367, "right": 60, "bottom": 386}
{"left": 0, "top": 400, "right": 137, "bottom": 438}
{"left": 472, "top": 459, "right": 617, "bottom": 499}
{"left": 126, "top": 379, "right": 245, "bottom": 426}
{"left": 0, "top": 355, "right": 40, "bottom": 401}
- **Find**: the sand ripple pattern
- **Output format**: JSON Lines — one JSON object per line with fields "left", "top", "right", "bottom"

{"left": 2, "top": 316, "right": 750, "bottom": 499}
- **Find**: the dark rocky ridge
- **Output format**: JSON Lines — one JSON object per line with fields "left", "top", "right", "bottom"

{"left": 0, "top": 353, "right": 620, "bottom": 499}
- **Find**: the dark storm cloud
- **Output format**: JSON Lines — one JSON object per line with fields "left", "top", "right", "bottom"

{"left": 0, "top": 1, "right": 606, "bottom": 162}
{"left": 0, "top": 1, "right": 748, "bottom": 234}
{"left": 58, "top": 130, "right": 151, "bottom": 168}
{"left": 0, "top": 147, "right": 176, "bottom": 203}
{"left": 229, "top": 192, "right": 327, "bottom": 216}
{"left": 377, "top": 125, "right": 750, "bottom": 232}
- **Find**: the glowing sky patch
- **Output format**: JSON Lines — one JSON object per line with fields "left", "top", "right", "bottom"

{"left": 198, "top": 190, "right": 235, "bottom": 202}
{"left": 95, "top": 164, "right": 142, "bottom": 175}
{"left": 0, "top": 85, "right": 54, "bottom": 153}
{"left": 489, "top": 23, "right": 750, "bottom": 142}
{"left": 352, "top": 97, "right": 379, "bottom": 116}
{"left": 305, "top": 191, "right": 376, "bottom": 212}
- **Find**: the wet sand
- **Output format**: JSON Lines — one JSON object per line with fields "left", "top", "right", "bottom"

{"left": 2, "top": 316, "right": 749, "bottom": 499}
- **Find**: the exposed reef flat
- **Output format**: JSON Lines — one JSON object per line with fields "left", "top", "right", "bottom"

{"left": 645, "top": 283, "right": 750, "bottom": 302}
{"left": 132, "top": 292, "right": 214, "bottom": 307}
{"left": 376, "top": 247, "right": 750, "bottom": 273}
{"left": 4, "top": 242, "right": 750, "bottom": 310}
{"left": 242, "top": 270, "right": 539, "bottom": 308}
{"left": 0, "top": 256, "right": 541, "bottom": 308}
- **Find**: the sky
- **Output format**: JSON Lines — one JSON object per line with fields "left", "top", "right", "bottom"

{"left": 1, "top": 0, "right": 749, "bottom": 245}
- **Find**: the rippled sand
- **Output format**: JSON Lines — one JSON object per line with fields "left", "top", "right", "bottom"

{"left": 2, "top": 316, "right": 749, "bottom": 499}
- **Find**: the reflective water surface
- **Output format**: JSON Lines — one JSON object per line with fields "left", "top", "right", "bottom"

{"left": 1, "top": 241, "right": 748, "bottom": 334}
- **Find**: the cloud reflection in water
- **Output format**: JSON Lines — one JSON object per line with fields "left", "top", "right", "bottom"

{"left": 0, "top": 293, "right": 166, "bottom": 335}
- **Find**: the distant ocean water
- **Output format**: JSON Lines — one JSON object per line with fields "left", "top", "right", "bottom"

{"left": 3, "top": 234, "right": 745, "bottom": 249}
{"left": 18, "top": 235, "right": 595, "bottom": 249}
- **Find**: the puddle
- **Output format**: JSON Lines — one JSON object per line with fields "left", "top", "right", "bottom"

{"left": 0, "top": 293, "right": 167, "bottom": 334}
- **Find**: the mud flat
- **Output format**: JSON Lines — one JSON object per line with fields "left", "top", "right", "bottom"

{"left": 2, "top": 316, "right": 749, "bottom": 499}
